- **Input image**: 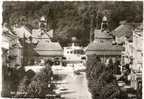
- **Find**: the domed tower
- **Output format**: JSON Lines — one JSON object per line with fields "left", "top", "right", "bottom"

{"left": 39, "top": 16, "right": 47, "bottom": 28}
{"left": 101, "top": 16, "right": 108, "bottom": 31}
{"left": 86, "top": 16, "right": 124, "bottom": 63}
{"left": 39, "top": 16, "right": 47, "bottom": 33}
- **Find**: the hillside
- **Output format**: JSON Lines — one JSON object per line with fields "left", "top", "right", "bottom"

{"left": 3, "top": 1, "right": 143, "bottom": 46}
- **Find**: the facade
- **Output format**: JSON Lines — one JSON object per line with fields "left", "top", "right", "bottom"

{"left": 2, "top": 23, "right": 23, "bottom": 67}
{"left": 86, "top": 17, "right": 124, "bottom": 63}
{"left": 113, "top": 23, "right": 143, "bottom": 71}
{"left": 132, "top": 24, "right": 143, "bottom": 72}
{"left": 63, "top": 43, "right": 85, "bottom": 63}
{"left": 35, "top": 40, "right": 63, "bottom": 57}
{"left": 12, "top": 24, "right": 37, "bottom": 66}
{"left": 35, "top": 38, "right": 63, "bottom": 65}
{"left": 32, "top": 16, "right": 63, "bottom": 64}
{"left": 130, "top": 24, "right": 143, "bottom": 90}
{"left": 113, "top": 23, "right": 143, "bottom": 89}
{"left": 112, "top": 23, "right": 134, "bottom": 65}
{"left": 86, "top": 29, "right": 124, "bottom": 63}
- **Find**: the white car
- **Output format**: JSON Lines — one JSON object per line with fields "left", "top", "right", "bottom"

{"left": 74, "top": 63, "right": 86, "bottom": 71}
{"left": 54, "top": 86, "right": 74, "bottom": 95}
{"left": 52, "top": 65, "right": 74, "bottom": 75}
{"left": 24, "top": 65, "right": 45, "bottom": 73}
{"left": 52, "top": 65, "right": 66, "bottom": 75}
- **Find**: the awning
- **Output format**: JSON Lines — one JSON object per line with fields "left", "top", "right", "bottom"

{"left": 86, "top": 50, "right": 122, "bottom": 56}
{"left": 36, "top": 50, "right": 63, "bottom": 56}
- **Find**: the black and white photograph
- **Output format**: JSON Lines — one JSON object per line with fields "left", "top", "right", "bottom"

{"left": 1, "top": 1, "right": 143, "bottom": 99}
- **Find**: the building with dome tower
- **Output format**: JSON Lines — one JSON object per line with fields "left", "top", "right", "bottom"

{"left": 86, "top": 16, "right": 124, "bottom": 63}
{"left": 33, "top": 16, "right": 63, "bottom": 64}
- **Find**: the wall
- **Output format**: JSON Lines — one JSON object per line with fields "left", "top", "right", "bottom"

{"left": 132, "top": 30, "right": 143, "bottom": 72}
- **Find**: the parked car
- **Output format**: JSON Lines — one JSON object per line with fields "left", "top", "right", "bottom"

{"left": 24, "top": 65, "right": 45, "bottom": 73}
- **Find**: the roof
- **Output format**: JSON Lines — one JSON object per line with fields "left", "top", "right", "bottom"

{"left": 86, "top": 50, "right": 122, "bottom": 56}
{"left": 35, "top": 51, "right": 63, "bottom": 56}
{"left": 86, "top": 40, "right": 124, "bottom": 56}
{"left": 87, "top": 41, "right": 124, "bottom": 51}
{"left": 32, "top": 29, "right": 53, "bottom": 38}
{"left": 36, "top": 41, "right": 62, "bottom": 51}
{"left": 25, "top": 24, "right": 33, "bottom": 32}
{"left": 32, "top": 29, "right": 41, "bottom": 38}
{"left": 113, "top": 24, "right": 133, "bottom": 38}
{"left": 35, "top": 40, "right": 63, "bottom": 56}
{"left": 13, "top": 26, "right": 31, "bottom": 38}
{"left": 3, "top": 23, "right": 17, "bottom": 37}
{"left": 94, "top": 29, "right": 112, "bottom": 39}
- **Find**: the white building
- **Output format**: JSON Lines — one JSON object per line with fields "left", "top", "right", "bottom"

{"left": 13, "top": 25, "right": 32, "bottom": 38}
{"left": 2, "top": 23, "right": 23, "bottom": 67}
{"left": 131, "top": 24, "right": 143, "bottom": 72}
{"left": 130, "top": 24, "right": 143, "bottom": 90}
{"left": 113, "top": 23, "right": 143, "bottom": 89}
{"left": 63, "top": 42, "right": 85, "bottom": 63}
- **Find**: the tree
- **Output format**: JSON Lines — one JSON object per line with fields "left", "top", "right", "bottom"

{"left": 3, "top": 1, "right": 143, "bottom": 46}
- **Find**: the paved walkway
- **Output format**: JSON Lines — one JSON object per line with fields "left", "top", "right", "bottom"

{"left": 54, "top": 67, "right": 92, "bottom": 99}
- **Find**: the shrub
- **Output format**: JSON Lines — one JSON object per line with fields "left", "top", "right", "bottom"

{"left": 86, "top": 55, "right": 121, "bottom": 99}
{"left": 15, "top": 65, "right": 55, "bottom": 98}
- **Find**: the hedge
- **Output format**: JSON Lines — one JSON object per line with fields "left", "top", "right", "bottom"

{"left": 86, "top": 55, "right": 126, "bottom": 99}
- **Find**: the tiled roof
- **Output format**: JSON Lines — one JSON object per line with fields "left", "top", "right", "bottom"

{"left": 86, "top": 28, "right": 124, "bottom": 55}
{"left": 86, "top": 50, "right": 122, "bottom": 56}
{"left": 35, "top": 40, "right": 63, "bottom": 56}
{"left": 32, "top": 29, "right": 53, "bottom": 38}
{"left": 86, "top": 40, "right": 124, "bottom": 55}
{"left": 113, "top": 24, "right": 133, "bottom": 38}
{"left": 36, "top": 51, "right": 63, "bottom": 56}
{"left": 36, "top": 41, "right": 62, "bottom": 51}
{"left": 14, "top": 26, "right": 31, "bottom": 38}
{"left": 94, "top": 29, "right": 112, "bottom": 39}
{"left": 87, "top": 41, "right": 124, "bottom": 51}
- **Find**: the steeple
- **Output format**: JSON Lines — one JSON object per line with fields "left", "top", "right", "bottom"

{"left": 101, "top": 16, "right": 108, "bottom": 31}
{"left": 39, "top": 16, "right": 47, "bottom": 30}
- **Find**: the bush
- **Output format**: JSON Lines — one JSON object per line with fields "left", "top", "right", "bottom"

{"left": 15, "top": 65, "right": 55, "bottom": 98}
{"left": 86, "top": 55, "right": 121, "bottom": 99}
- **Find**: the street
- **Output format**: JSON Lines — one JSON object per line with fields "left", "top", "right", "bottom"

{"left": 53, "top": 65, "right": 92, "bottom": 99}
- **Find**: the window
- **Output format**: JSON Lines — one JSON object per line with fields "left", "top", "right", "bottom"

{"left": 74, "top": 50, "right": 76, "bottom": 54}
{"left": 54, "top": 61, "right": 60, "bottom": 65}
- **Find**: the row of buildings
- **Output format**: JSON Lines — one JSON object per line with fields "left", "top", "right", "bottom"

{"left": 2, "top": 16, "right": 63, "bottom": 67}
{"left": 86, "top": 17, "right": 143, "bottom": 90}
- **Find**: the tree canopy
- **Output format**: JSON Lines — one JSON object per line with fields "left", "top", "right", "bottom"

{"left": 3, "top": 1, "right": 143, "bottom": 46}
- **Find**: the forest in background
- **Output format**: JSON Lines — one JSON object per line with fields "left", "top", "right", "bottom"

{"left": 3, "top": 1, "right": 143, "bottom": 46}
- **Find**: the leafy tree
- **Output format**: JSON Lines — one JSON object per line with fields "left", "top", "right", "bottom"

{"left": 3, "top": 1, "right": 143, "bottom": 46}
